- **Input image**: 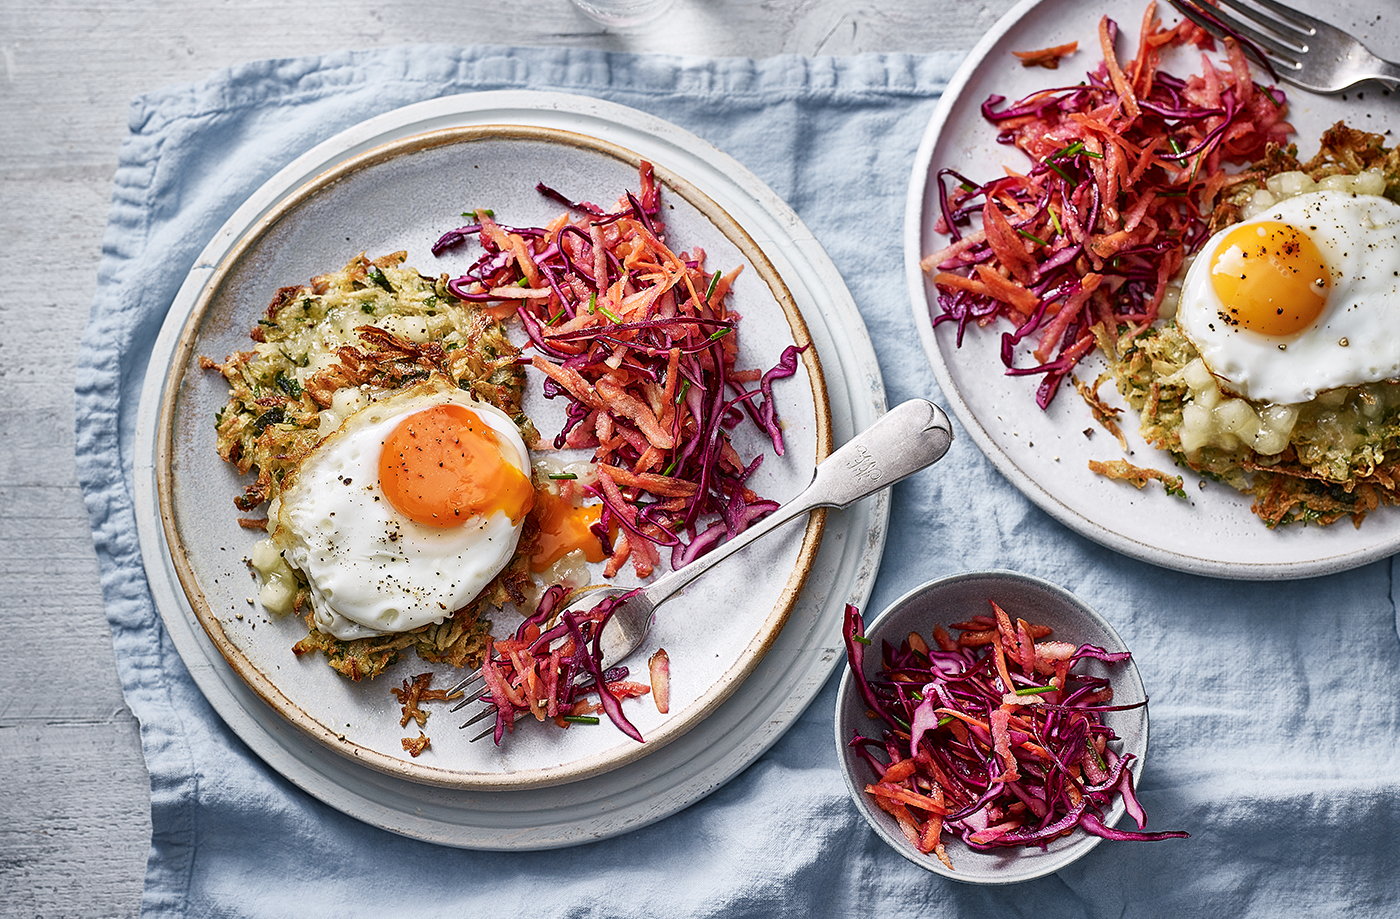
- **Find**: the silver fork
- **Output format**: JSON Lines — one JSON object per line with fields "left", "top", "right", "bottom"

{"left": 448, "top": 398, "right": 955, "bottom": 739}
{"left": 1168, "top": 0, "right": 1400, "bottom": 94}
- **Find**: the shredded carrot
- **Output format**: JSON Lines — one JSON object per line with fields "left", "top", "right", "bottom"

{"left": 990, "top": 708, "right": 1021, "bottom": 782}
{"left": 992, "top": 639, "right": 1018, "bottom": 697}
{"left": 973, "top": 264, "right": 1039, "bottom": 315}
{"left": 440, "top": 162, "right": 802, "bottom": 580}
{"left": 1100, "top": 17, "right": 1140, "bottom": 119}
{"left": 927, "top": 5, "right": 1290, "bottom": 408}
{"left": 865, "top": 783, "right": 949, "bottom": 816}
{"left": 648, "top": 648, "right": 670, "bottom": 714}
{"left": 883, "top": 758, "right": 919, "bottom": 784}
{"left": 1013, "top": 41, "right": 1079, "bottom": 69}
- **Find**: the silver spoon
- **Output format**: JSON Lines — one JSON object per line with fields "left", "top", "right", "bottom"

{"left": 453, "top": 398, "right": 955, "bottom": 735}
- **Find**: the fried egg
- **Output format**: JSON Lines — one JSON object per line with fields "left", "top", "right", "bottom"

{"left": 1176, "top": 190, "right": 1400, "bottom": 404}
{"left": 273, "top": 381, "right": 533, "bottom": 640}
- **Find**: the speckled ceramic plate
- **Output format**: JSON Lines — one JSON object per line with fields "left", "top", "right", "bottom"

{"left": 157, "top": 123, "right": 830, "bottom": 789}
{"left": 906, "top": 0, "right": 1400, "bottom": 579}
{"left": 134, "top": 91, "right": 888, "bottom": 845}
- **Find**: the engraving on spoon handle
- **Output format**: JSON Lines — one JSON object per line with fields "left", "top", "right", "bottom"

{"left": 804, "top": 399, "right": 953, "bottom": 508}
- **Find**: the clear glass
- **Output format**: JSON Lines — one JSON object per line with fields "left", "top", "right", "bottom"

{"left": 568, "top": 0, "right": 675, "bottom": 27}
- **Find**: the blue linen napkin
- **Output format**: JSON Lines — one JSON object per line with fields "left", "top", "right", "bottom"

{"left": 76, "top": 43, "right": 1400, "bottom": 918}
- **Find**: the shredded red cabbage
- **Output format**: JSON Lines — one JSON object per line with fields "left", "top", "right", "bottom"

{"left": 924, "top": 9, "right": 1290, "bottom": 407}
{"left": 435, "top": 163, "right": 804, "bottom": 578}
{"left": 843, "top": 602, "right": 1186, "bottom": 867}
{"left": 481, "top": 585, "right": 649, "bottom": 744}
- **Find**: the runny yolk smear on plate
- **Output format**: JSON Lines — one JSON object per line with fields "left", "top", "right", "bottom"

{"left": 530, "top": 489, "right": 606, "bottom": 572}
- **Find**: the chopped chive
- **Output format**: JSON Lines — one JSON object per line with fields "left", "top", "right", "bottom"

{"left": 1015, "top": 685, "right": 1058, "bottom": 696}
{"left": 852, "top": 635, "right": 872, "bottom": 646}
{"left": 598, "top": 304, "right": 621, "bottom": 323}
{"left": 1017, "top": 228, "right": 1050, "bottom": 247}
{"left": 273, "top": 372, "right": 302, "bottom": 399}
{"left": 516, "top": 277, "right": 531, "bottom": 288}
{"left": 1049, "top": 141, "right": 1084, "bottom": 161}
{"left": 546, "top": 306, "right": 567, "bottom": 326}
{"left": 674, "top": 379, "right": 691, "bottom": 404}
{"left": 548, "top": 472, "right": 578, "bottom": 480}
{"left": 1046, "top": 161, "right": 1074, "bottom": 183}
{"left": 251, "top": 407, "right": 285, "bottom": 435}
{"left": 1087, "top": 738, "right": 1108, "bottom": 771}
{"left": 366, "top": 266, "right": 393, "bottom": 292}
{"left": 661, "top": 459, "right": 678, "bottom": 476}
{"left": 462, "top": 207, "right": 495, "bottom": 218}
{"left": 910, "top": 692, "right": 924, "bottom": 702}
{"left": 1083, "top": 149, "right": 1104, "bottom": 160}
{"left": 704, "top": 269, "right": 722, "bottom": 301}
{"left": 936, "top": 715, "right": 954, "bottom": 727}
{"left": 1047, "top": 206, "right": 1063, "bottom": 237}
{"left": 707, "top": 328, "right": 732, "bottom": 342}
{"left": 958, "top": 182, "right": 977, "bottom": 193}
{"left": 1167, "top": 137, "right": 1184, "bottom": 156}
{"left": 587, "top": 292, "right": 597, "bottom": 314}
{"left": 563, "top": 715, "right": 600, "bottom": 725}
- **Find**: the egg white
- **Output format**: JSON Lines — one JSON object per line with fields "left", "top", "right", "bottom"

{"left": 1177, "top": 190, "right": 1400, "bottom": 404}
{"left": 273, "top": 381, "right": 530, "bottom": 641}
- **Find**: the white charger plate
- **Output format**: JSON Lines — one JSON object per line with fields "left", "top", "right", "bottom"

{"left": 905, "top": 0, "right": 1400, "bottom": 579}
{"left": 133, "top": 90, "right": 889, "bottom": 846}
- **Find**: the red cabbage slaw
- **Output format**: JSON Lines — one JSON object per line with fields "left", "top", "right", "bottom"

{"left": 923, "top": 4, "right": 1290, "bottom": 407}
{"left": 438, "top": 164, "right": 807, "bottom": 742}
{"left": 843, "top": 603, "right": 1186, "bottom": 867}
{"left": 435, "top": 162, "right": 804, "bottom": 578}
{"left": 481, "top": 584, "right": 650, "bottom": 744}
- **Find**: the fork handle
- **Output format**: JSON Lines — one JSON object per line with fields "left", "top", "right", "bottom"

{"left": 645, "top": 400, "right": 954, "bottom": 606}
{"left": 1376, "top": 58, "right": 1400, "bottom": 90}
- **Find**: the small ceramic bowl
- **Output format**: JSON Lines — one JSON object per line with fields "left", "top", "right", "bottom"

{"left": 834, "top": 570, "right": 1149, "bottom": 884}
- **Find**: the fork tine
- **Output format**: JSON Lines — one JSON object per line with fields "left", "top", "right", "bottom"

{"left": 459, "top": 704, "right": 495, "bottom": 730}
{"left": 444, "top": 669, "right": 482, "bottom": 699}
{"left": 448, "top": 683, "right": 490, "bottom": 713}
{"left": 1168, "top": 0, "right": 1302, "bottom": 71}
{"left": 1223, "top": 0, "right": 1321, "bottom": 37}
{"left": 1212, "top": 0, "right": 1312, "bottom": 45}
{"left": 1181, "top": 0, "right": 1308, "bottom": 59}
{"left": 469, "top": 724, "right": 495, "bottom": 743}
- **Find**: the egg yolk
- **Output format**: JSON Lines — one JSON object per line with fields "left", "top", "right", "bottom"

{"left": 1209, "top": 221, "right": 1330, "bottom": 336}
{"left": 529, "top": 489, "right": 606, "bottom": 572}
{"left": 378, "top": 404, "right": 534, "bottom": 528}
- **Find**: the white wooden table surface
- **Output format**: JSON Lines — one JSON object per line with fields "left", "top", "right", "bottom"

{"left": 0, "top": 1, "right": 1013, "bottom": 914}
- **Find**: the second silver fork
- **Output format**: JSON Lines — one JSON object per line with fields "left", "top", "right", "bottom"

{"left": 1168, "top": 0, "right": 1400, "bottom": 94}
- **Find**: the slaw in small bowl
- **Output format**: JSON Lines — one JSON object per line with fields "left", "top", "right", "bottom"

{"left": 834, "top": 570, "right": 1173, "bottom": 883}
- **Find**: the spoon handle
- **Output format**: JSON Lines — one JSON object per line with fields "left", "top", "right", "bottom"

{"left": 644, "top": 400, "right": 954, "bottom": 606}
